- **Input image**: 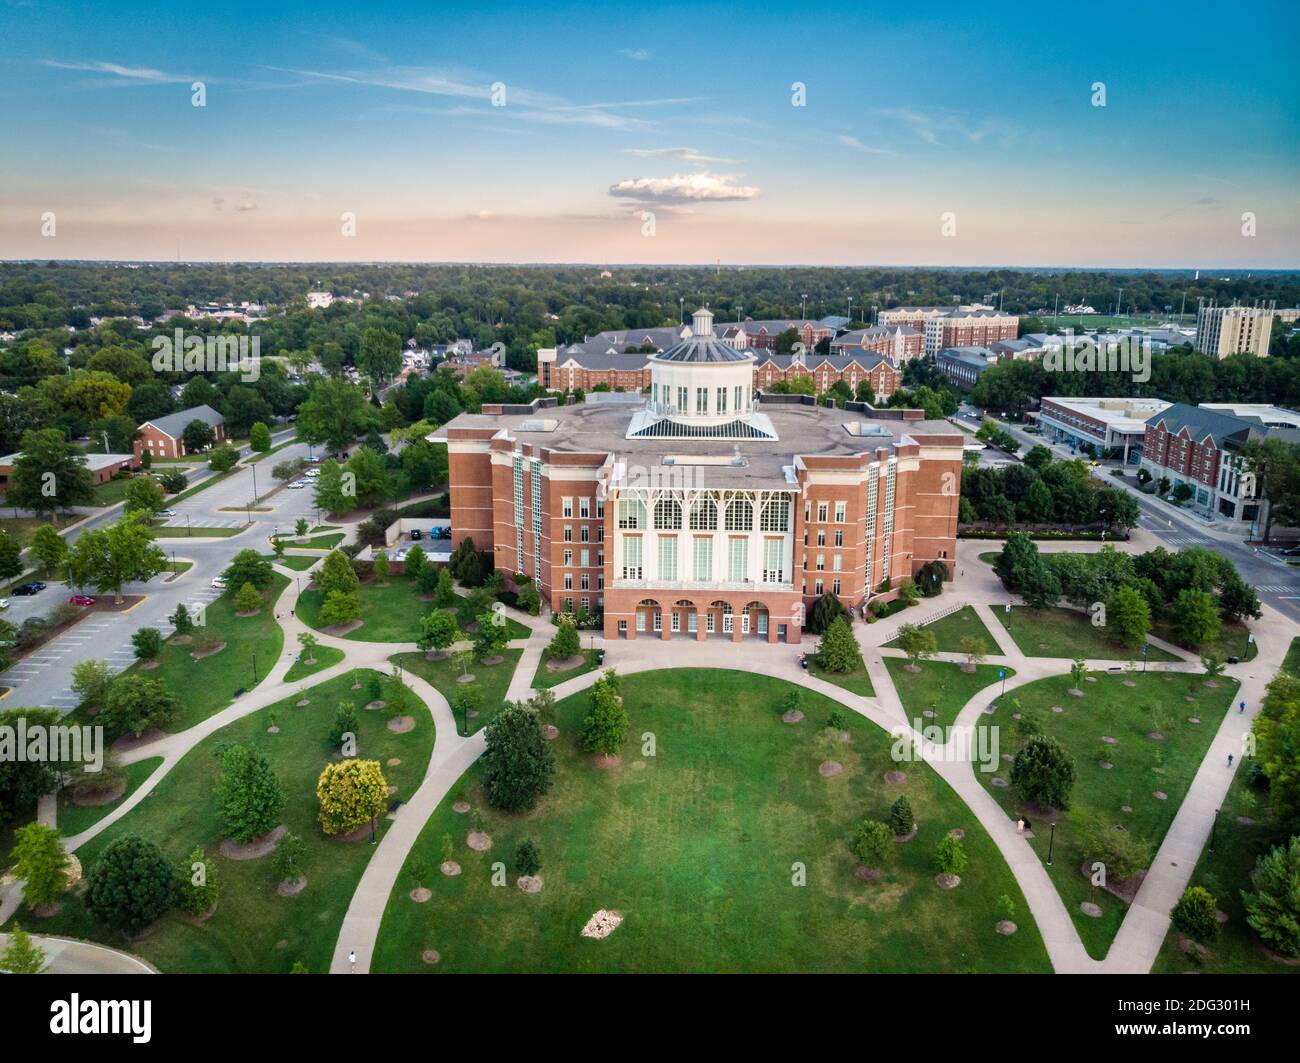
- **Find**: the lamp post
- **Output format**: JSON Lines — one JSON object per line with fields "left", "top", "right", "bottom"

{"left": 251, "top": 652, "right": 258, "bottom": 684}
{"left": 1046, "top": 821, "right": 1056, "bottom": 866}
{"left": 251, "top": 463, "right": 258, "bottom": 504}
{"left": 186, "top": 513, "right": 192, "bottom": 537}
{"left": 1209, "top": 808, "right": 1219, "bottom": 854}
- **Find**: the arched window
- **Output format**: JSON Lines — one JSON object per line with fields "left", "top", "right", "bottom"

{"left": 725, "top": 497, "right": 753, "bottom": 531}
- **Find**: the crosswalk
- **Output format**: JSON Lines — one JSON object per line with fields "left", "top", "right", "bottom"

{"left": 159, "top": 516, "right": 246, "bottom": 529}
{"left": 1257, "top": 584, "right": 1300, "bottom": 595}
{"left": 1161, "top": 535, "right": 1211, "bottom": 545}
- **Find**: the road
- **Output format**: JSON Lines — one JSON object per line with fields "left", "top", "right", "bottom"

{"left": 960, "top": 405, "right": 1300, "bottom": 627}
{"left": 1, "top": 433, "right": 328, "bottom": 711}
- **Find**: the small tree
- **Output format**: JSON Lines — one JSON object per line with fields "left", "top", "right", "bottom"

{"left": 71, "top": 658, "right": 115, "bottom": 709}
{"left": 130, "top": 626, "right": 162, "bottom": 661}
{"left": 515, "top": 840, "right": 541, "bottom": 877}
{"left": 1170, "top": 885, "right": 1218, "bottom": 944}
{"left": 889, "top": 796, "right": 915, "bottom": 836}
{"left": 174, "top": 847, "right": 219, "bottom": 916}
{"left": 418, "top": 610, "right": 460, "bottom": 657}
{"left": 297, "top": 630, "right": 320, "bottom": 663}
{"left": 936, "top": 834, "right": 968, "bottom": 877}
{"left": 295, "top": 517, "right": 310, "bottom": 537}
{"left": 851, "top": 820, "right": 893, "bottom": 869}
{"left": 234, "top": 582, "right": 262, "bottom": 614}
{"left": 85, "top": 834, "right": 175, "bottom": 933}
{"left": 452, "top": 685, "right": 482, "bottom": 735}
{"left": 372, "top": 551, "right": 390, "bottom": 584}
{"left": 101, "top": 674, "right": 180, "bottom": 738}
{"left": 273, "top": 833, "right": 308, "bottom": 883}
{"left": 817, "top": 616, "right": 864, "bottom": 673}
{"left": 168, "top": 602, "right": 194, "bottom": 636}
{"left": 222, "top": 549, "right": 275, "bottom": 591}
{"left": 897, "top": 623, "right": 938, "bottom": 668}
{"left": 318, "top": 549, "right": 359, "bottom": 596}
{"left": 320, "top": 590, "right": 361, "bottom": 626}
{"left": 216, "top": 743, "right": 285, "bottom": 843}
{"left": 249, "top": 422, "right": 273, "bottom": 453}
{"left": 0, "top": 924, "right": 46, "bottom": 974}
{"left": 482, "top": 703, "right": 555, "bottom": 812}
{"left": 1200, "top": 655, "right": 1227, "bottom": 684}
{"left": 1174, "top": 588, "right": 1222, "bottom": 651}
{"left": 1069, "top": 658, "right": 1088, "bottom": 693}
{"left": 433, "top": 566, "right": 456, "bottom": 607}
{"left": 1242, "top": 836, "right": 1300, "bottom": 957}
{"left": 548, "top": 618, "right": 581, "bottom": 660}
{"left": 1010, "top": 733, "right": 1076, "bottom": 810}
{"left": 29, "top": 524, "right": 68, "bottom": 576}
{"left": 474, "top": 610, "right": 509, "bottom": 659}
{"left": 959, "top": 634, "right": 988, "bottom": 670}
{"left": 329, "top": 701, "right": 360, "bottom": 751}
{"left": 12, "top": 823, "right": 69, "bottom": 910}
{"left": 316, "top": 759, "right": 389, "bottom": 835}
{"left": 404, "top": 543, "right": 427, "bottom": 584}
{"left": 208, "top": 444, "right": 239, "bottom": 472}
{"left": 580, "top": 670, "right": 629, "bottom": 757}
{"left": 808, "top": 591, "right": 848, "bottom": 635}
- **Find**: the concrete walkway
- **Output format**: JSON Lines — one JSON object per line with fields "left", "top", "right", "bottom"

{"left": 0, "top": 931, "right": 156, "bottom": 974}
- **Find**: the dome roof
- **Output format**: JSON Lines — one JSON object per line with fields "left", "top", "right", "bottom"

{"left": 653, "top": 306, "right": 753, "bottom": 364}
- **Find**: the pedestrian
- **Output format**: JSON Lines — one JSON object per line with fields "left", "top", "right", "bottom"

{"left": 1239, "top": 701, "right": 1245, "bottom": 714}
{"left": 1227, "top": 753, "right": 1234, "bottom": 767}
{"left": 1016, "top": 817, "right": 1024, "bottom": 834}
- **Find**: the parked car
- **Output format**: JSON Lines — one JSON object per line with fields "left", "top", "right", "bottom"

{"left": 288, "top": 480, "right": 308, "bottom": 489}
{"left": 211, "top": 577, "right": 226, "bottom": 589}
{"left": 13, "top": 582, "right": 46, "bottom": 596}
{"left": 0, "top": 599, "right": 9, "bottom": 609}
{"left": 158, "top": 508, "right": 177, "bottom": 517}
{"left": 69, "top": 594, "right": 96, "bottom": 606}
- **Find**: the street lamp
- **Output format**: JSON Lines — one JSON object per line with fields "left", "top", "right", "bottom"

{"left": 1209, "top": 807, "right": 1219, "bottom": 853}
{"left": 1046, "top": 821, "right": 1056, "bottom": 866}
{"left": 251, "top": 652, "right": 258, "bottom": 684}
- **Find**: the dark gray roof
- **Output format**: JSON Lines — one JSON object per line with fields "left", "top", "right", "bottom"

{"left": 654, "top": 335, "right": 753, "bottom": 364}
{"left": 1147, "top": 403, "right": 1280, "bottom": 451}
{"left": 755, "top": 351, "right": 895, "bottom": 373}
{"left": 818, "top": 315, "right": 851, "bottom": 329}
{"left": 832, "top": 325, "right": 920, "bottom": 345}
{"left": 142, "top": 404, "right": 224, "bottom": 439}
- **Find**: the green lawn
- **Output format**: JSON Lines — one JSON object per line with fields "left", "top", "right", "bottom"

{"left": 975, "top": 670, "right": 1237, "bottom": 960}
{"left": 264, "top": 553, "right": 319, "bottom": 572}
{"left": 391, "top": 647, "right": 524, "bottom": 734}
{"left": 90, "top": 478, "right": 133, "bottom": 507}
{"left": 273, "top": 532, "right": 346, "bottom": 551}
{"left": 884, "top": 605, "right": 999, "bottom": 655}
{"left": 297, "top": 577, "right": 529, "bottom": 644}
{"left": 808, "top": 657, "right": 875, "bottom": 698}
{"left": 10, "top": 671, "right": 435, "bottom": 973}
{"left": 372, "top": 669, "right": 1050, "bottom": 973}
{"left": 886, "top": 659, "right": 1010, "bottom": 727}
{"left": 999, "top": 606, "right": 1180, "bottom": 662}
{"left": 533, "top": 648, "right": 601, "bottom": 690}
{"left": 58, "top": 758, "right": 164, "bottom": 839}
{"left": 1284, "top": 637, "right": 1300, "bottom": 675}
{"left": 148, "top": 525, "right": 247, "bottom": 539}
{"left": 1151, "top": 617, "right": 1256, "bottom": 663}
{"left": 284, "top": 644, "right": 345, "bottom": 684}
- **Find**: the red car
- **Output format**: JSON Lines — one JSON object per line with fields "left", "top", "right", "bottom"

{"left": 68, "top": 594, "right": 96, "bottom": 606}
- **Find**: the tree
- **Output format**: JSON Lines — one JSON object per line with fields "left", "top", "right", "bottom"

{"left": 273, "top": 833, "right": 308, "bottom": 883}
{"left": 249, "top": 421, "right": 273, "bottom": 453}
{"left": 297, "top": 376, "right": 369, "bottom": 452}
{"left": 404, "top": 543, "right": 427, "bottom": 584}
{"left": 312, "top": 459, "right": 350, "bottom": 514}
{"left": 216, "top": 743, "right": 284, "bottom": 843}
{"left": 85, "top": 834, "right": 175, "bottom": 933}
{"left": 889, "top": 796, "right": 915, "bottom": 836}
{"left": 1021, "top": 477, "right": 1054, "bottom": 523}
{"left": 358, "top": 326, "right": 402, "bottom": 383}
{"left": 0, "top": 924, "right": 46, "bottom": 974}
{"left": 1242, "top": 836, "right": 1300, "bottom": 957}
{"left": 1173, "top": 588, "right": 1221, "bottom": 650}
{"left": 345, "top": 445, "right": 391, "bottom": 507}
{"left": 482, "top": 703, "right": 555, "bottom": 812}
{"left": 417, "top": 611, "right": 460, "bottom": 656}
{"left": 168, "top": 602, "right": 195, "bottom": 637}
{"left": 1218, "top": 571, "right": 1261, "bottom": 625}
{"left": 1078, "top": 814, "right": 1151, "bottom": 881}
{"left": 515, "top": 840, "right": 541, "bottom": 877}
{"left": 548, "top": 619, "right": 581, "bottom": 660}
{"left": 0, "top": 710, "right": 66, "bottom": 826}
{"left": 994, "top": 532, "right": 1039, "bottom": 590}
{"left": 320, "top": 590, "right": 361, "bottom": 626}
{"left": 1108, "top": 584, "right": 1151, "bottom": 652}
{"left": 181, "top": 419, "right": 216, "bottom": 454}
{"left": 1170, "top": 885, "right": 1218, "bottom": 944}
{"left": 452, "top": 685, "right": 483, "bottom": 735}
{"left": 316, "top": 759, "right": 388, "bottom": 836}
{"left": 935, "top": 834, "right": 968, "bottom": 877}
{"left": 71, "top": 659, "right": 115, "bottom": 710}
{"left": 100, "top": 674, "right": 180, "bottom": 737}
{"left": 124, "top": 476, "right": 165, "bottom": 516}
{"left": 851, "top": 820, "right": 893, "bottom": 869}
{"left": 807, "top": 591, "right": 848, "bottom": 635}
{"left": 1254, "top": 672, "right": 1300, "bottom": 830}
{"left": 0, "top": 532, "right": 20, "bottom": 585}
{"left": 1240, "top": 437, "right": 1300, "bottom": 544}
{"left": 174, "top": 846, "right": 218, "bottom": 916}
{"left": 1069, "top": 658, "right": 1088, "bottom": 693}
{"left": 234, "top": 582, "right": 262, "bottom": 613}
{"left": 29, "top": 524, "right": 67, "bottom": 575}
{"left": 434, "top": 566, "right": 456, "bottom": 606}
{"left": 6, "top": 428, "right": 95, "bottom": 518}
{"left": 959, "top": 634, "right": 988, "bottom": 669}
{"left": 580, "top": 670, "right": 629, "bottom": 757}
{"left": 12, "top": 823, "right": 69, "bottom": 909}
{"left": 372, "top": 551, "right": 390, "bottom": 584}
{"left": 208, "top": 445, "right": 239, "bottom": 473}
{"left": 474, "top": 609, "right": 509, "bottom": 659}
{"left": 1019, "top": 558, "right": 1062, "bottom": 609}
{"left": 817, "top": 616, "right": 864, "bottom": 673}
{"left": 1010, "top": 734, "right": 1076, "bottom": 810}
{"left": 330, "top": 701, "right": 360, "bottom": 751}
{"left": 64, "top": 514, "right": 166, "bottom": 603}
{"left": 1023, "top": 444, "right": 1052, "bottom": 471}
{"left": 222, "top": 548, "right": 274, "bottom": 591}
{"left": 131, "top": 627, "right": 161, "bottom": 661}
{"left": 158, "top": 469, "right": 187, "bottom": 494}
{"left": 896, "top": 623, "right": 938, "bottom": 668}
{"left": 318, "top": 549, "right": 359, "bottom": 596}
{"left": 297, "top": 630, "right": 319, "bottom": 662}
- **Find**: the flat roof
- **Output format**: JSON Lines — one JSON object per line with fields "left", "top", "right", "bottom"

{"left": 1041, "top": 396, "right": 1171, "bottom": 433}
{"left": 438, "top": 400, "right": 961, "bottom": 488}
{"left": 0, "top": 451, "right": 134, "bottom": 471}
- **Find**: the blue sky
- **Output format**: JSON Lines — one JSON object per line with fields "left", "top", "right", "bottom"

{"left": 2, "top": 0, "right": 1297, "bottom": 265}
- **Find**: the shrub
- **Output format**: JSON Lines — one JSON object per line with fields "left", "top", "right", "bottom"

{"left": 12, "top": 823, "right": 69, "bottom": 909}
{"left": 817, "top": 616, "right": 863, "bottom": 673}
{"left": 889, "top": 796, "right": 915, "bottom": 836}
{"left": 936, "top": 835, "right": 967, "bottom": 877}
{"left": 548, "top": 619, "right": 581, "bottom": 660}
{"left": 851, "top": 820, "right": 893, "bottom": 868}
{"left": 1242, "top": 835, "right": 1300, "bottom": 957}
{"left": 481, "top": 704, "right": 555, "bottom": 812}
{"left": 515, "top": 840, "right": 541, "bottom": 877}
{"left": 85, "top": 834, "right": 175, "bottom": 933}
{"left": 131, "top": 626, "right": 162, "bottom": 661}
{"left": 234, "top": 582, "right": 262, "bottom": 613}
{"left": 216, "top": 743, "right": 284, "bottom": 843}
{"left": 174, "top": 846, "right": 218, "bottom": 916}
{"left": 1010, "top": 734, "right": 1076, "bottom": 810}
{"left": 580, "top": 670, "right": 629, "bottom": 756}
{"left": 1170, "top": 885, "right": 1218, "bottom": 944}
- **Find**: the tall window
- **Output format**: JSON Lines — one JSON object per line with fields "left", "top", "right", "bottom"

{"left": 728, "top": 537, "right": 748, "bottom": 582}
{"left": 658, "top": 535, "right": 677, "bottom": 581}
{"left": 618, "top": 499, "right": 645, "bottom": 529}
{"left": 579, "top": 497, "right": 590, "bottom": 518}
{"left": 654, "top": 497, "right": 682, "bottom": 529}
{"left": 677, "top": 385, "right": 687, "bottom": 411}
{"left": 763, "top": 538, "right": 784, "bottom": 583}
{"left": 817, "top": 501, "right": 828, "bottom": 523}
{"left": 716, "top": 386, "right": 727, "bottom": 414}
{"left": 693, "top": 537, "right": 712, "bottom": 581}
{"left": 696, "top": 387, "right": 707, "bottom": 414}
{"left": 760, "top": 496, "right": 790, "bottom": 531}
{"left": 734, "top": 384, "right": 743, "bottom": 413}
{"left": 622, "top": 536, "right": 643, "bottom": 580}
{"left": 689, "top": 496, "right": 717, "bottom": 530}
{"left": 835, "top": 501, "right": 846, "bottom": 523}
{"left": 725, "top": 497, "right": 753, "bottom": 531}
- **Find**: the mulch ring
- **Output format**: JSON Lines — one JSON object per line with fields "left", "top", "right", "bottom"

{"left": 422, "top": 950, "right": 441, "bottom": 965}
{"left": 387, "top": 716, "right": 416, "bottom": 733}
{"left": 1188, "top": 717, "right": 1201, "bottom": 725}
{"left": 296, "top": 698, "right": 311, "bottom": 707}
{"left": 190, "top": 642, "right": 228, "bottom": 660}
{"left": 111, "top": 728, "right": 166, "bottom": 755}
{"left": 543, "top": 724, "right": 559, "bottom": 741}
{"left": 184, "top": 901, "right": 219, "bottom": 925}
{"left": 996, "top": 920, "right": 1018, "bottom": 936}
{"left": 1179, "top": 939, "right": 1208, "bottom": 960}
{"left": 855, "top": 866, "right": 883, "bottom": 882}
{"left": 169, "top": 634, "right": 193, "bottom": 646}
{"left": 220, "top": 824, "right": 287, "bottom": 861}
{"left": 594, "top": 753, "right": 621, "bottom": 770}
{"left": 332, "top": 822, "right": 374, "bottom": 843}
{"left": 1153, "top": 790, "right": 1168, "bottom": 801}
{"left": 1147, "top": 731, "right": 1165, "bottom": 742}
{"left": 517, "top": 875, "right": 543, "bottom": 893}
{"left": 139, "top": 659, "right": 161, "bottom": 671}
{"left": 1068, "top": 689, "right": 1085, "bottom": 698}
{"left": 365, "top": 700, "right": 386, "bottom": 711}
{"left": 276, "top": 876, "right": 308, "bottom": 897}
{"left": 580, "top": 909, "right": 623, "bottom": 940}
{"left": 904, "top": 664, "right": 922, "bottom": 673}
{"left": 235, "top": 609, "right": 260, "bottom": 618}
{"left": 947, "top": 828, "right": 965, "bottom": 838}
{"left": 410, "top": 887, "right": 433, "bottom": 902}
{"left": 818, "top": 760, "right": 843, "bottom": 777}
{"left": 440, "top": 862, "right": 461, "bottom": 877}
{"left": 1079, "top": 901, "right": 1104, "bottom": 919}
{"left": 453, "top": 801, "right": 471, "bottom": 814}
{"left": 386, "top": 757, "right": 401, "bottom": 767}
{"left": 884, "top": 771, "right": 907, "bottom": 785}
{"left": 1122, "top": 680, "right": 1137, "bottom": 688}
{"left": 1080, "top": 859, "right": 1147, "bottom": 904}
{"left": 456, "top": 673, "right": 477, "bottom": 684}
{"left": 467, "top": 831, "right": 492, "bottom": 852}
{"left": 70, "top": 780, "right": 127, "bottom": 806}
{"left": 323, "top": 620, "right": 364, "bottom": 636}
{"left": 934, "top": 874, "right": 961, "bottom": 890}
{"left": 546, "top": 654, "right": 584, "bottom": 673}
{"left": 781, "top": 710, "right": 804, "bottom": 724}
{"left": 480, "top": 655, "right": 505, "bottom": 666}
{"left": 990, "top": 777, "right": 1009, "bottom": 788}
{"left": 1101, "top": 735, "right": 1118, "bottom": 744}
{"left": 893, "top": 827, "right": 918, "bottom": 843}
{"left": 31, "top": 902, "right": 62, "bottom": 918}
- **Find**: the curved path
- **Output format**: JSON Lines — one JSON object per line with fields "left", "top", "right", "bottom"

{"left": 8, "top": 528, "right": 1290, "bottom": 976}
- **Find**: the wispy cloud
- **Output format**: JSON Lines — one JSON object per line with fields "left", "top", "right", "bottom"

{"left": 623, "top": 147, "right": 737, "bottom": 163}
{"left": 41, "top": 58, "right": 196, "bottom": 84}
{"left": 836, "top": 135, "right": 899, "bottom": 157}
{"left": 609, "top": 171, "right": 760, "bottom": 204}
{"left": 619, "top": 48, "right": 652, "bottom": 61}
{"left": 876, "top": 106, "right": 1016, "bottom": 147}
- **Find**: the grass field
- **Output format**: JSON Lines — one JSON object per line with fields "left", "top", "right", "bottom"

{"left": 58, "top": 757, "right": 164, "bottom": 839}
{"left": 264, "top": 553, "right": 319, "bottom": 572}
{"left": 10, "top": 670, "right": 435, "bottom": 973}
{"left": 807, "top": 657, "right": 875, "bottom": 698}
{"left": 999, "top": 606, "right": 1180, "bottom": 662}
{"left": 273, "top": 532, "right": 346, "bottom": 551}
{"left": 884, "top": 604, "right": 999, "bottom": 655}
{"left": 975, "top": 670, "right": 1237, "bottom": 960}
{"left": 1151, "top": 616, "right": 1256, "bottom": 663}
{"left": 148, "top": 525, "right": 247, "bottom": 539}
{"left": 533, "top": 648, "right": 601, "bottom": 690}
{"left": 391, "top": 647, "right": 524, "bottom": 734}
{"left": 284, "top": 644, "right": 345, "bottom": 684}
{"left": 372, "top": 669, "right": 1050, "bottom": 973}
{"left": 886, "top": 659, "right": 1010, "bottom": 727}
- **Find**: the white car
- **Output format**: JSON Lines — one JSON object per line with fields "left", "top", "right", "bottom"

{"left": 211, "top": 577, "right": 226, "bottom": 589}
{"left": 158, "top": 508, "right": 177, "bottom": 517}
{"left": 304, "top": 468, "right": 321, "bottom": 479}
{"left": 288, "top": 480, "right": 308, "bottom": 489}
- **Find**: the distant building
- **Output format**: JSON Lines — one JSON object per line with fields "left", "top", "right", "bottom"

{"left": 0, "top": 450, "right": 138, "bottom": 491}
{"left": 753, "top": 350, "right": 902, "bottom": 400}
{"left": 924, "top": 310, "right": 1019, "bottom": 355}
{"left": 831, "top": 325, "right": 924, "bottom": 365}
{"left": 935, "top": 346, "right": 999, "bottom": 389}
{"left": 1038, "top": 397, "right": 1171, "bottom": 464}
{"left": 307, "top": 291, "right": 334, "bottom": 309}
{"left": 877, "top": 303, "right": 998, "bottom": 330}
{"left": 135, "top": 404, "right": 227, "bottom": 460}
{"left": 1195, "top": 304, "right": 1274, "bottom": 359}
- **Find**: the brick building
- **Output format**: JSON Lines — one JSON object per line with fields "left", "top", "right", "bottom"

{"left": 134, "top": 404, "right": 227, "bottom": 460}
{"left": 924, "top": 310, "right": 1020, "bottom": 355}
{"left": 830, "top": 325, "right": 924, "bottom": 365}
{"left": 753, "top": 351, "right": 902, "bottom": 400}
{"left": 442, "top": 309, "right": 963, "bottom": 644}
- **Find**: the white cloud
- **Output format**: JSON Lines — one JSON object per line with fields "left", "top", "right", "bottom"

{"left": 619, "top": 48, "right": 653, "bottom": 61}
{"left": 836, "top": 135, "right": 899, "bottom": 157}
{"left": 623, "top": 147, "right": 736, "bottom": 163}
{"left": 608, "top": 172, "right": 760, "bottom": 204}
{"left": 41, "top": 59, "right": 195, "bottom": 84}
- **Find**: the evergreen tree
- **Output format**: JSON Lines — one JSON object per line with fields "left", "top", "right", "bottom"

{"left": 216, "top": 743, "right": 284, "bottom": 843}
{"left": 482, "top": 704, "right": 555, "bottom": 812}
